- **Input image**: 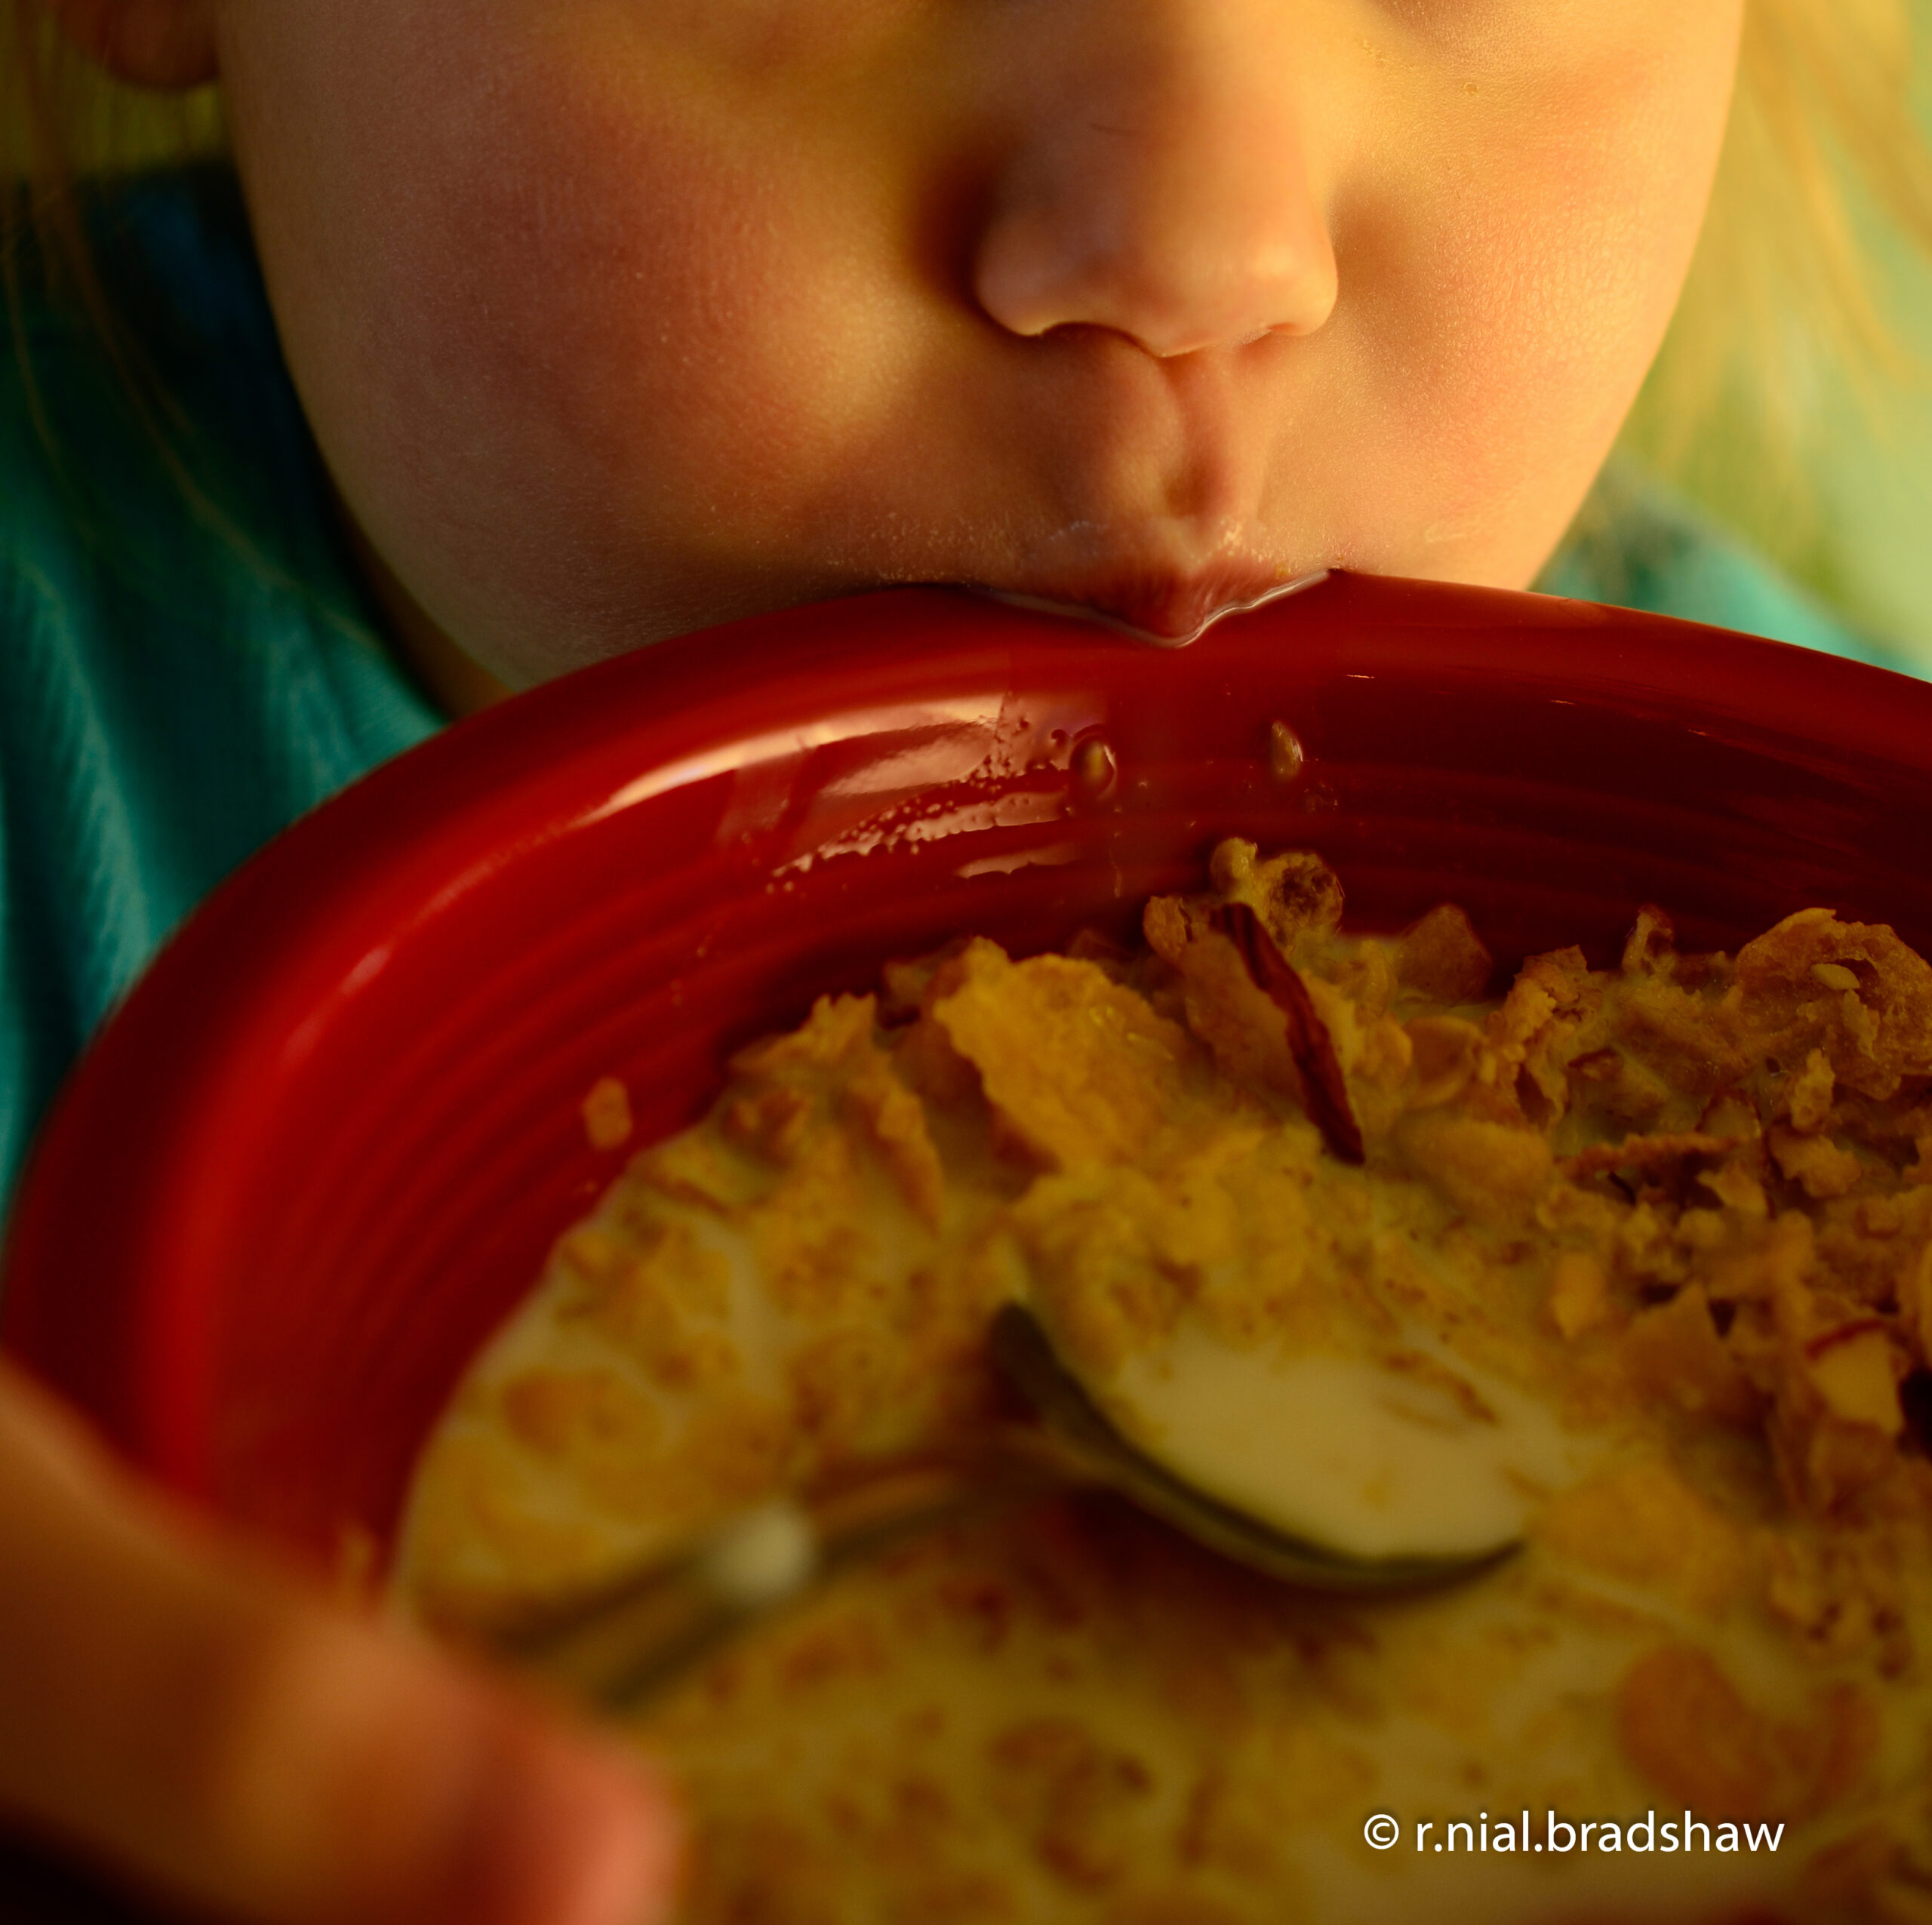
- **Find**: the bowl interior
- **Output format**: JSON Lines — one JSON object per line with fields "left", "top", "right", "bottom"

{"left": 8, "top": 574, "right": 1932, "bottom": 1567}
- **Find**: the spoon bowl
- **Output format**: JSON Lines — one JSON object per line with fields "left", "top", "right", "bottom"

{"left": 989, "top": 1304, "right": 1524, "bottom": 1591}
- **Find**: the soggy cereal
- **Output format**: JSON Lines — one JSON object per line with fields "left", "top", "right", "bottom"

{"left": 398, "top": 846, "right": 1932, "bottom": 1923}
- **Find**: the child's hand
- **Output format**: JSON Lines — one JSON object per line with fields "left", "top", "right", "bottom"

{"left": 0, "top": 1359, "right": 681, "bottom": 1925}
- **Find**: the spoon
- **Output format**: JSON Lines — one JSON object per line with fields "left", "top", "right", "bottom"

{"left": 491, "top": 1306, "right": 1521, "bottom": 1709}
{"left": 989, "top": 1302, "right": 1525, "bottom": 1591}
{"left": 484, "top": 1454, "right": 1042, "bottom": 1708}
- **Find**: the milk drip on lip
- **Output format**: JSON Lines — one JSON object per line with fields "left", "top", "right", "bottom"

{"left": 974, "top": 569, "right": 1332, "bottom": 647}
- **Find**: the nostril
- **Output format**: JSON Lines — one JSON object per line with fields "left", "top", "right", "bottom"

{"left": 972, "top": 206, "right": 1077, "bottom": 340}
{"left": 977, "top": 231, "right": 1337, "bottom": 359}
{"left": 971, "top": 131, "right": 1339, "bottom": 357}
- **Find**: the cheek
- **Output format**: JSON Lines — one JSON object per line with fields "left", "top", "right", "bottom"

{"left": 1343, "top": 14, "right": 1740, "bottom": 583}
{"left": 229, "top": 8, "right": 900, "bottom": 675}
{"left": 481, "top": 88, "right": 899, "bottom": 543}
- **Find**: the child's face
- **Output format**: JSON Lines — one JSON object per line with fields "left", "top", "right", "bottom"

{"left": 217, "top": 0, "right": 1741, "bottom": 687}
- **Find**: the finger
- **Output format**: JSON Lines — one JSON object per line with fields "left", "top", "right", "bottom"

{"left": 0, "top": 1360, "right": 682, "bottom": 1925}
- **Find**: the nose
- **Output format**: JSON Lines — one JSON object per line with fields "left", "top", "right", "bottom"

{"left": 972, "top": 1, "right": 1339, "bottom": 359}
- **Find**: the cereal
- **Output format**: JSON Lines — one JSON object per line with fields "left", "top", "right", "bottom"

{"left": 397, "top": 849, "right": 1932, "bottom": 1921}
{"left": 580, "top": 1074, "right": 634, "bottom": 1150}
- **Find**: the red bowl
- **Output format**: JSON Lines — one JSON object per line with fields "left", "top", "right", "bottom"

{"left": 7, "top": 572, "right": 1932, "bottom": 1566}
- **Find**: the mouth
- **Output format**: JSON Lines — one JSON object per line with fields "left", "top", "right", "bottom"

{"left": 975, "top": 569, "right": 1331, "bottom": 647}
{"left": 951, "top": 533, "right": 1333, "bottom": 648}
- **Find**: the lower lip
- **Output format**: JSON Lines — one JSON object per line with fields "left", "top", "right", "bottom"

{"left": 975, "top": 570, "right": 1333, "bottom": 648}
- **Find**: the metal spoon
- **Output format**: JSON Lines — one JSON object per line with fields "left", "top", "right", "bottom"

{"left": 989, "top": 1302, "right": 1522, "bottom": 1592}
{"left": 484, "top": 1453, "right": 1042, "bottom": 1708}
{"left": 491, "top": 1305, "right": 1517, "bottom": 1709}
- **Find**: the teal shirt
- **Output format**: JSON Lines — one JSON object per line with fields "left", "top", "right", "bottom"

{"left": 0, "top": 166, "right": 1908, "bottom": 1213}
{"left": 2, "top": 169, "right": 441, "bottom": 1208}
{"left": 1538, "top": 479, "right": 1909, "bottom": 675}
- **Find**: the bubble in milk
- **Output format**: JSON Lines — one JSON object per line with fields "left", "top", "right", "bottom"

{"left": 1070, "top": 736, "right": 1118, "bottom": 801}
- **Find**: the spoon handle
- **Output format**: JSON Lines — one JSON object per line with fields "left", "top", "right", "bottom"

{"left": 491, "top": 1453, "right": 1057, "bottom": 1711}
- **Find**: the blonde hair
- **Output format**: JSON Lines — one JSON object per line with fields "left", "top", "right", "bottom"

{"left": 1620, "top": 0, "right": 1932, "bottom": 593}
{"left": 2, "top": 2, "right": 221, "bottom": 475}
{"left": 5, "top": 0, "right": 1932, "bottom": 597}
